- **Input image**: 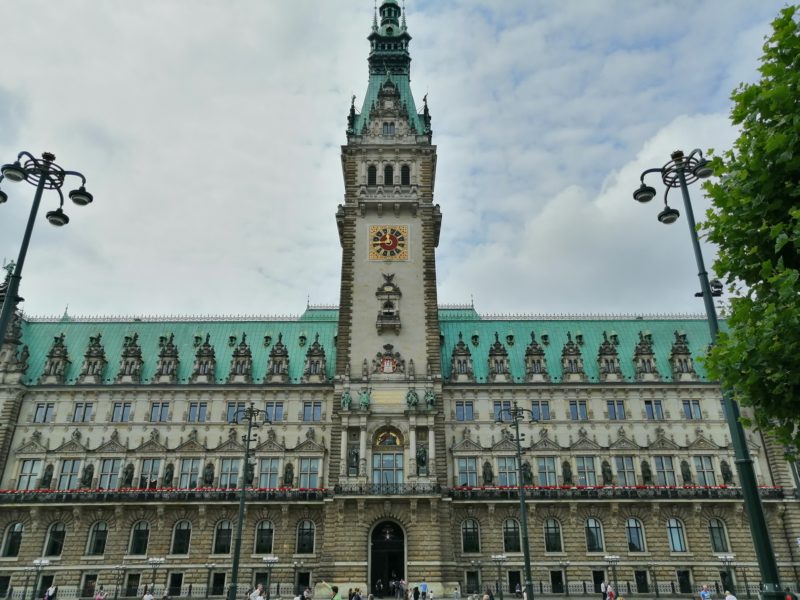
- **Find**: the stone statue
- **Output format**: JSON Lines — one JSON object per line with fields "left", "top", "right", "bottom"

{"left": 720, "top": 460, "right": 734, "bottom": 485}
{"left": 39, "top": 464, "right": 54, "bottom": 489}
{"left": 81, "top": 463, "right": 95, "bottom": 488}
{"left": 2, "top": 261, "right": 15, "bottom": 282}
{"left": 522, "top": 461, "right": 534, "bottom": 485}
{"left": 482, "top": 461, "right": 494, "bottom": 485}
{"left": 362, "top": 359, "right": 369, "bottom": 378}
{"left": 122, "top": 463, "right": 135, "bottom": 487}
{"left": 284, "top": 463, "right": 294, "bottom": 487}
{"left": 203, "top": 462, "right": 215, "bottom": 486}
{"left": 680, "top": 460, "right": 692, "bottom": 485}
{"left": 425, "top": 389, "right": 436, "bottom": 408}
{"left": 340, "top": 390, "right": 352, "bottom": 410}
{"left": 641, "top": 460, "right": 652, "bottom": 485}
{"left": 359, "top": 388, "right": 371, "bottom": 410}
{"left": 163, "top": 463, "right": 174, "bottom": 487}
{"left": 348, "top": 447, "right": 359, "bottom": 470}
{"left": 562, "top": 461, "right": 573, "bottom": 485}
{"left": 416, "top": 447, "right": 428, "bottom": 475}
{"left": 406, "top": 388, "right": 419, "bottom": 408}
{"left": 245, "top": 461, "right": 255, "bottom": 485}
{"left": 601, "top": 460, "right": 613, "bottom": 485}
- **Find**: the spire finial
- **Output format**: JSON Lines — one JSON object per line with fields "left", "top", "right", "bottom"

{"left": 401, "top": 0, "right": 407, "bottom": 29}
{"left": 373, "top": 0, "right": 378, "bottom": 30}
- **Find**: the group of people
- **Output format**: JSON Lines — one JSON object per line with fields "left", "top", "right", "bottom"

{"left": 700, "top": 584, "right": 738, "bottom": 600}
{"left": 600, "top": 581, "right": 618, "bottom": 600}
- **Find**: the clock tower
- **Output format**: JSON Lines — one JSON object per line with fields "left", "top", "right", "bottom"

{"left": 333, "top": 0, "right": 443, "bottom": 487}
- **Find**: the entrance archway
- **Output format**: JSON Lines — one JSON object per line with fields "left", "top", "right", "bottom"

{"left": 370, "top": 521, "right": 405, "bottom": 596}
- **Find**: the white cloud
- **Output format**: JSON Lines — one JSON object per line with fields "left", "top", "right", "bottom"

{"left": 0, "top": 0, "right": 786, "bottom": 317}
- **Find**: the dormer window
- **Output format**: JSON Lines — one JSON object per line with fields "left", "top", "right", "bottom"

{"left": 382, "top": 122, "right": 395, "bottom": 136}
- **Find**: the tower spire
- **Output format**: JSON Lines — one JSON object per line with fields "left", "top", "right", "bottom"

{"left": 372, "top": 0, "right": 378, "bottom": 31}
{"left": 401, "top": 0, "right": 407, "bottom": 30}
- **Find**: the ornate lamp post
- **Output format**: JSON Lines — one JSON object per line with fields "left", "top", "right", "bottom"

{"left": 604, "top": 556, "right": 619, "bottom": 596}
{"left": 491, "top": 555, "right": 507, "bottom": 600}
{"left": 719, "top": 555, "right": 736, "bottom": 594}
{"left": 205, "top": 564, "right": 216, "bottom": 599}
{"left": 558, "top": 561, "right": 570, "bottom": 597}
{"left": 148, "top": 557, "right": 165, "bottom": 593}
{"left": 263, "top": 556, "right": 279, "bottom": 600}
{"left": 634, "top": 149, "right": 781, "bottom": 600}
{"left": 31, "top": 558, "right": 50, "bottom": 600}
{"left": 228, "top": 403, "right": 268, "bottom": 600}
{"left": 292, "top": 561, "right": 304, "bottom": 597}
{"left": 496, "top": 400, "right": 537, "bottom": 600}
{"left": 0, "top": 151, "right": 93, "bottom": 349}
{"left": 112, "top": 565, "right": 126, "bottom": 600}
{"left": 647, "top": 562, "right": 659, "bottom": 599}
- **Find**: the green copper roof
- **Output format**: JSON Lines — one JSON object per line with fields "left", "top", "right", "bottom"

{"left": 352, "top": 73, "right": 427, "bottom": 135}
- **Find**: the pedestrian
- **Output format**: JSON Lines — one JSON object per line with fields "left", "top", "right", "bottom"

{"left": 420, "top": 581, "right": 428, "bottom": 600}
{"left": 700, "top": 586, "right": 712, "bottom": 600}
{"left": 95, "top": 588, "right": 108, "bottom": 600}
{"left": 600, "top": 581, "right": 607, "bottom": 600}
{"left": 319, "top": 582, "right": 342, "bottom": 600}
{"left": 251, "top": 584, "right": 266, "bottom": 600}
{"left": 453, "top": 586, "right": 460, "bottom": 600}
{"left": 724, "top": 591, "right": 736, "bottom": 600}
{"left": 142, "top": 591, "right": 154, "bottom": 600}
{"left": 514, "top": 584, "right": 521, "bottom": 600}
{"left": 413, "top": 587, "right": 420, "bottom": 600}
{"left": 606, "top": 585, "right": 615, "bottom": 600}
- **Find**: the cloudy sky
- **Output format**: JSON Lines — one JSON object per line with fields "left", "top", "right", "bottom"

{"left": 0, "top": 1, "right": 786, "bottom": 318}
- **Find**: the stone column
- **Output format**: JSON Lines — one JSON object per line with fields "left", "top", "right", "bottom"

{"left": 428, "top": 427, "right": 436, "bottom": 476}
{"left": 340, "top": 418, "right": 348, "bottom": 477}
{"left": 409, "top": 426, "right": 417, "bottom": 476}
{"left": 359, "top": 426, "right": 367, "bottom": 477}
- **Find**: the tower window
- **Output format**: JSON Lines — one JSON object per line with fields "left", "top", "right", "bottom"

{"left": 382, "top": 122, "right": 395, "bottom": 136}
{"left": 384, "top": 164, "right": 394, "bottom": 185}
{"left": 368, "top": 165, "right": 377, "bottom": 186}
{"left": 401, "top": 165, "right": 410, "bottom": 185}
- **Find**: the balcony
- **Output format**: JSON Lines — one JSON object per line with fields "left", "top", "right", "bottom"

{"left": 333, "top": 483, "right": 441, "bottom": 495}
{"left": 447, "top": 484, "right": 784, "bottom": 501}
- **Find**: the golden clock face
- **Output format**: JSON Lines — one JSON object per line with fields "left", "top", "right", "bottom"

{"left": 369, "top": 225, "right": 409, "bottom": 260}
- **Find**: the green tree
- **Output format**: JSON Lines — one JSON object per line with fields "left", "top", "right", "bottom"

{"left": 702, "top": 6, "right": 800, "bottom": 456}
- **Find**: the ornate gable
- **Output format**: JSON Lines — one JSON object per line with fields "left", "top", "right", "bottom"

{"left": 561, "top": 332, "right": 585, "bottom": 382}
{"left": 134, "top": 438, "right": 168, "bottom": 454}
{"left": 116, "top": 333, "right": 143, "bottom": 384}
{"left": 451, "top": 438, "right": 483, "bottom": 453}
{"left": 302, "top": 333, "right": 327, "bottom": 383}
{"left": 53, "top": 439, "right": 87, "bottom": 453}
{"left": 228, "top": 333, "right": 253, "bottom": 384}
{"left": 492, "top": 431, "right": 519, "bottom": 452}
{"left": 255, "top": 430, "right": 285, "bottom": 453}
{"left": 294, "top": 438, "right": 326, "bottom": 453}
{"left": 524, "top": 331, "right": 549, "bottom": 382}
{"left": 633, "top": 330, "right": 661, "bottom": 382}
{"left": 154, "top": 333, "right": 180, "bottom": 384}
{"left": 39, "top": 333, "right": 70, "bottom": 385}
{"left": 531, "top": 437, "right": 562, "bottom": 451}
{"left": 597, "top": 331, "right": 622, "bottom": 382}
{"left": 570, "top": 437, "right": 601, "bottom": 451}
{"left": 174, "top": 438, "right": 206, "bottom": 453}
{"left": 449, "top": 332, "right": 475, "bottom": 383}
{"left": 16, "top": 437, "right": 48, "bottom": 454}
{"left": 78, "top": 334, "right": 107, "bottom": 384}
{"left": 265, "top": 333, "right": 290, "bottom": 383}
{"left": 487, "top": 332, "right": 511, "bottom": 383}
{"left": 191, "top": 334, "right": 216, "bottom": 384}
{"left": 95, "top": 438, "right": 126, "bottom": 454}
{"left": 688, "top": 435, "right": 719, "bottom": 451}
{"left": 649, "top": 434, "right": 680, "bottom": 451}
{"left": 670, "top": 330, "right": 697, "bottom": 381}
{"left": 609, "top": 437, "right": 641, "bottom": 451}
{"left": 215, "top": 432, "right": 246, "bottom": 453}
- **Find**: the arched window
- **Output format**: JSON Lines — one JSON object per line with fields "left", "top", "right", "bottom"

{"left": 667, "top": 518, "right": 687, "bottom": 552}
{"left": 543, "top": 518, "right": 562, "bottom": 552}
{"left": 503, "top": 519, "right": 520, "bottom": 553}
{"left": 585, "top": 518, "right": 604, "bottom": 552}
{"left": 708, "top": 518, "right": 729, "bottom": 553}
{"left": 625, "top": 518, "right": 645, "bottom": 552}
{"left": 172, "top": 520, "right": 192, "bottom": 555}
{"left": 86, "top": 521, "right": 108, "bottom": 556}
{"left": 401, "top": 165, "right": 411, "bottom": 186}
{"left": 129, "top": 521, "right": 150, "bottom": 555}
{"left": 255, "top": 520, "right": 274, "bottom": 554}
{"left": 384, "top": 165, "right": 394, "bottom": 186}
{"left": 296, "top": 520, "right": 315, "bottom": 554}
{"left": 461, "top": 519, "right": 480, "bottom": 553}
{"left": 1, "top": 522, "right": 23, "bottom": 557}
{"left": 44, "top": 522, "right": 66, "bottom": 556}
{"left": 213, "top": 520, "right": 233, "bottom": 554}
{"left": 368, "top": 165, "right": 377, "bottom": 186}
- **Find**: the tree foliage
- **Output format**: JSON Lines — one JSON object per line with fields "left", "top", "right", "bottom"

{"left": 702, "top": 6, "right": 800, "bottom": 456}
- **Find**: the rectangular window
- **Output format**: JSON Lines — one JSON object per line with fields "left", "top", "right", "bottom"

{"left": 125, "top": 574, "right": 141, "bottom": 598}
{"left": 694, "top": 456, "right": 717, "bottom": 486}
{"left": 644, "top": 400, "right": 664, "bottom": 420}
{"left": 0, "top": 576, "right": 10, "bottom": 597}
{"left": 302, "top": 402, "right": 322, "bottom": 422}
{"left": 210, "top": 573, "right": 226, "bottom": 596}
{"left": 150, "top": 402, "right": 170, "bottom": 422}
{"left": 654, "top": 456, "right": 676, "bottom": 486}
{"left": 569, "top": 400, "right": 588, "bottom": 421}
{"left": 497, "top": 457, "right": 517, "bottom": 486}
{"left": 72, "top": 402, "right": 94, "bottom": 423}
{"left": 220, "top": 459, "right": 240, "bottom": 488}
{"left": 615, "top": 456, "right": 636, "bottom": 486}
{"left": 576, "top": 456, "right": 596, "bottom": 486}
{"left": 372, "top": 453, "right": 403, "bottom": 486}
{"left": 382, "top": 122, "right": 395, "bottom": 135}
{"left": 188, "top": 402, "right": 207, "bottom": 423}
{"left": 455, "top": 401, "right": 474, "bottom": 421}
{"left": 298, "top": 458, "right": 320, "bottom": 488}
{"left": 537, "top": 456, "right": 557, "bottom": 486}
{"left": 139, "top": 458, "right": 161, "bottom": 489}
{"left": 259, "top": 458, "right": 280, "bottom": 488}
{"left": 531, "top": 400, "right": 550, "bottom": 421}
{"left": 682, "top": 399, "right": 702, "bottom": 420}
{"left": 17, "top": 459, "right": 42, "bottom": 490}
{"left": 179, "top": 459, "right": 201, "bottom": 489}
{"left": 99, "top": 458, "right": 122, "bottom": 489}
{"left": 58, "top": 459, "right": 81, "bottom": 490}
{"left": 34, "top": 403, "right": 55, "bottom": 423}
{"left": 494, "top": 400, "right": 512, "bottom": 422}
{"left": 607, "top": 400, "right": 626, "bottom": 420}
{"left": 112, "top": 402, "right": 132, "bottom": 423}
{"left": 264, "top": 401, "right": 284, "bottom": 423}
{"left": 227, "top": 402, "right": 246, "bottom": 423}
{"left": 457, "top": 457, "right": 478, "bottom": 486}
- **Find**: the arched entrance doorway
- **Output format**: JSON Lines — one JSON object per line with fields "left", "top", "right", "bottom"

{"left": 370, "top": 521, "right": 405, "bottom": 596}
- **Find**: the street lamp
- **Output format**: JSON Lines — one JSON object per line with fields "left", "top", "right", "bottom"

{"left": 32, "top": 558, "right": 50, "bottom": 600}
{"left": 263, "top": 556, "right": 279, "bottom": 600}
{"left": 604, "top": 556, "right": 619, "bottom": 596}
{"left": 228, "top": 403, "right": 269, "bottom": 600}
{"left": 205, "top": 564, "right": 216, "bottom": 599}
{"left": 719, "top": 555, "right": 736, "bottom": 595}
{"left": 0, "top": 151, "right": 93, "bottom": 350}
{"left": 558, "top": 561, "right": 570, "bottom": 597}
{"left": 496, "top": 400, "right": 537, "bottom": 600}
{"left": 634, "top": 149, "right": 782, "bottom": 600}
{"left": 491, "top": 555, "right": 507, "bottom": 600}
{"left": 111, "top": 565, "right": 126, "bottom": 600}
{"left": 647, "top": 563, "right": 659, "bottom": 599}
{"left": 148, "top": 557, "right": 165, "bottom": 593}
{"left": 292, "top": 561, "right": 304, "bottom": 597}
